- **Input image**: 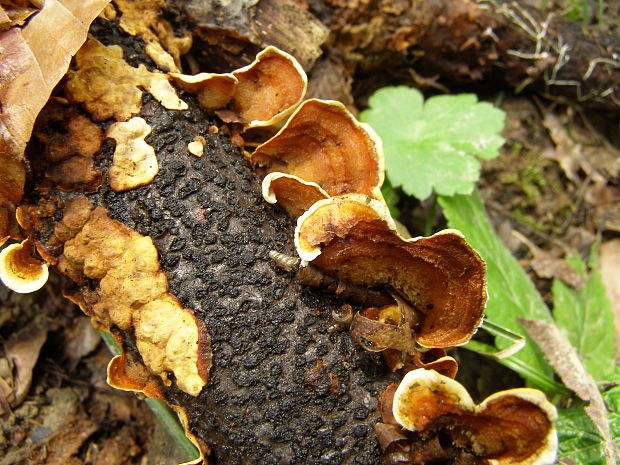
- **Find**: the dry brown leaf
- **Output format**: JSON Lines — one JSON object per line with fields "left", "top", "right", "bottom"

{"left": 63, "top": 316, "right": 101, "bottom": 366}
{"left": 0, "top": 2, "right": 38, "bottom": 30}
{"left": 542, "top": 111, "right": 608, "bottom": 185}
{"left": 0, "top": 320, "right": 47, "bottom": 413}
{"left": 600, "top": 239, "right": 620, "bottom": 361}
{"left": 519, "top": 318, "right": 618, "bottom": 465}
{"left": 0, "top": 0, "right": 110, "bottom": 245}
{"left": 33, "top": 416, "right": 99, "bottom": 465}
{"left": 513, "top": 230, "right": 586, "bottom": 288}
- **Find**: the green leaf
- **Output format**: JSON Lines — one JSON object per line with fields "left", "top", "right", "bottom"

{"left": 361, "top": 86, "right": 505, "bottom": 201}
{"left": 552, "top": 243, "right": 616, "bottom": 382}
{"left": 557, "top": 382, "right": 620, "bottom": 465}
{"left": 558, "top": 407, "right": 608, "bottom": 465}
{"left": 99, "top": 330, "right": 200, "bottom": 460}
{"left": 438, "top": 190, "right": 555, "bottom": 387}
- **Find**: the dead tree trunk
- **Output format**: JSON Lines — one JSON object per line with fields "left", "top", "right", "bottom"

{"left": 16, "top": 6, "right": 395, "bottom": 465}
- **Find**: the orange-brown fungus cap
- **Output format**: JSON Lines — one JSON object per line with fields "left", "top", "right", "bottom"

{"left": 0, "top": 239, "right": 49, "bottom": 293}
{"left": 295, "top": 194, "right": 487, "bottom": 348}
{"left": 251, "top": 99, "right": 384, "bottom": 199}
{"left": 219, "top": 46, "right": 307, "bottom": 128}
{"left": 106, "top": 117, "right": 158, "bottom": 192}
{"left": 170, "top": 72, "right": 237, "bottom": 111}
{"left": 393, "top": 369, "right": 558, "bottom": 465}
{"left": 262, "top": 172, "right": 329, "bottom": 218}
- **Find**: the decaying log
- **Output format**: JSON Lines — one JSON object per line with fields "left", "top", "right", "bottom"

{"left": 184, "top": 0, "right": 329, "bottom": 72}
{"left": 319, "top": 0, "right": 620, "bottom": 109}
{"left": 16, "top": 12, "right": 395, "bottom": 465}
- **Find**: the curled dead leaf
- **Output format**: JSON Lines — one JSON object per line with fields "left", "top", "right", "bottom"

{"left": 0, "top": 0, "right": 110, "bottom": 245}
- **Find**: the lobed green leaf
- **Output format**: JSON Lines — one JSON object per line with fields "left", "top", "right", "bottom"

{"left": 361, "top": 86, "right": 505, "bottom": 200}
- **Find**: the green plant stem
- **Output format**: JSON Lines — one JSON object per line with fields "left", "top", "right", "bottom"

{"left": 582, "top": 0, "right": 590, "bottom": 26}
{"left": 598, "top": 0, "right": 604, "bottom": 30}
{"left": 479, "top": 319, "right": 525, "bottom": 359}
{"left": 99, "top": 330, "right": 200, "bottom": 460}
{"left": 145, "top": 398, "right": 200, "bottom": 460}
{"left": 465, "top": 340, "right": 569, "bottom": 395}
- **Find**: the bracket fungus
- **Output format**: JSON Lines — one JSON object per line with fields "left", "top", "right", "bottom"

{"left": 171, "top": 46, "right": 307, "bottom": 128}
{"left": 170, "top": 72, "right": 238, "bottom": 111}
{"left": 0, "top": 239, "right": 48, "bottom": 293}
{"left": 262, "top": 172, "right": 329, "bottom": 218}
{"left": 294, "top": 194, "right": 487, "bottom": 348}
{"left": 382, "top": 369, "right": 558, "bottom": 465}
{"left": 251, "top": 99, "right": 384, "bottom": 200}
{"left": 0, "top": 15, "right": 557, "bottom": 461}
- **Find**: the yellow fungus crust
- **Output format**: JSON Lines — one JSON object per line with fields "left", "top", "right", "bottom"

{"left": 113, "top": 0, "right": 192, "bottom": 73}
{"left": 46, "top": 197, "right": 210, "bottom": 396}
{"left": 65, "top": 36, "right": 187, "bottom": 122}
{"left": 106, "top": 117, "right": 158, "bottom": 192}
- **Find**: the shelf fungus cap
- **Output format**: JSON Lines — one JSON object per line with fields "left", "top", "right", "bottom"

{"left": 295, "top": 194, "right": 486, "bottom": 348}
{"left": 0, "top": 239, "right": 49, "bottom": 293}
{"left": 393, "top": 369, "right": 558, "bottom": 465}
{"left": 171, "top": 47, "right": 306, "bottom": 128}
{"left": 252, "top": 99, "right": 385, "bottom": 200}
{"left": 220, "top": 46, "right": 307, "bottom": 128}
{"left": 262, "top": 172, "right": 329, "bottom": 218}
{"left": 170, "top": 72, "right": 238, "bottom": 111}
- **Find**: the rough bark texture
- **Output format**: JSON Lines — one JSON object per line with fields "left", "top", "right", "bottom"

{"left": 21, "top": 17, "right": 397, "bottom": 465}
{"left": 317, "top": 0, "right": 620, "bottom": 110}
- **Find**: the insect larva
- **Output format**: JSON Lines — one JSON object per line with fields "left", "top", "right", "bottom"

{"left": 268, "top": 250, "right": 300, "bottom": 272}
